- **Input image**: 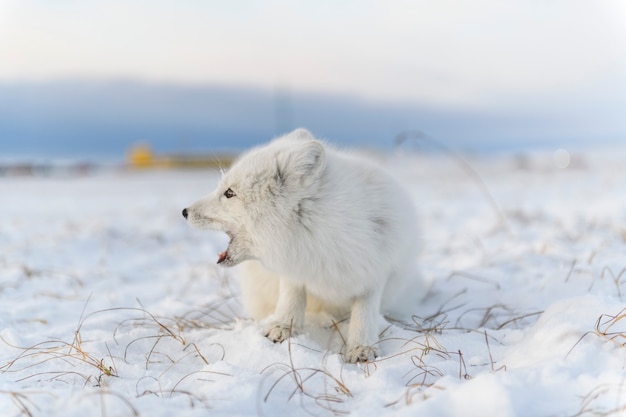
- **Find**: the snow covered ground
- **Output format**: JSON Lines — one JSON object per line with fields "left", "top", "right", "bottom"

{"left": 2, "top": 149, "right": 626, "bottom": 417}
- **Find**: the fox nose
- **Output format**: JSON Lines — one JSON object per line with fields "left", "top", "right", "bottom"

{"left": 182, "top": 208, "right": 188, "bottom": 219}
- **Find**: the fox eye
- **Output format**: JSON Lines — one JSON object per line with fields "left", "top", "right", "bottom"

{"left": 224, "top": 188, "right": 236, "bottom": 199}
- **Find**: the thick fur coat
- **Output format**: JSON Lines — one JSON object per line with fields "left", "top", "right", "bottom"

{"left": 183, "top": 129, "right": 421, "bottom": 362}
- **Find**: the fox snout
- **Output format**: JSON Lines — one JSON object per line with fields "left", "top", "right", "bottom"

{"left": 182, "top": 208, "right": 188, "bottom": 219}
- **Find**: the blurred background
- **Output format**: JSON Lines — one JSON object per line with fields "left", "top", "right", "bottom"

{"left": 1, "top": 0, "right": 625, "bottom": 163}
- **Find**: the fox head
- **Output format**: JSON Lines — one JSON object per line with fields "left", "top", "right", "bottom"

{"left": 183, "top": 129, "right": 326, "bottom": 267}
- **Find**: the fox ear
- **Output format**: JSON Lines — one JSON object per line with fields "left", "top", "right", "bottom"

{"left": 288, "top": 128, "right": 314, "bottom": 141}
{"left": 278, "top": 140, "right": 326, "bottom": 187}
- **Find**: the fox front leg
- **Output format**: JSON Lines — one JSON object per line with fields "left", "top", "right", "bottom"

{"left": 344, "top": 292, "right": 382, "bottom": 363}
{"left": 264, "top": 280, "right": 306, "bottom": 343}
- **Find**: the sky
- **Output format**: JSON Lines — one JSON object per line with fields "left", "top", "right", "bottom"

{"left": 1, "top": 0, "right": 626, "bottom": 157}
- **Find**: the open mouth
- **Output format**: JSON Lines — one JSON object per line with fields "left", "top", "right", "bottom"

{"left": 217, "top": 250, "right": 228, "bottom": 264}
{"left": 217, "top": 232, "right": 234, "bottom": 265}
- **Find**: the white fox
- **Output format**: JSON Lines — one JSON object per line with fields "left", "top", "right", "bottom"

{"left": 183, "top": 129, "right": 421, "bottom": 362}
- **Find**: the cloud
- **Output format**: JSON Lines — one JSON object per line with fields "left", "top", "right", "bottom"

{"left": 1, "top": 80, "right": 622, "bottom": 158}
{"left": 1, "top": 0, "right": 625, "bottom": 109}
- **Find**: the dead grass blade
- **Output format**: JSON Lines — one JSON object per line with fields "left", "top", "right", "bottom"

{"left": 600, "top": 267, "right": 626, "bottom": 299}
{"left": 567, "top": 307, "right": 626, "bottom": 359}
{"left": 572, "top": 383, "right": 626, "bottom": 417}
{"left": 0, "top": 390, "right": 56, "bottom": 417}
{"left": 394, "top": 130, "right": 511, "bottom": 233}
{"left": 259, "top": 321, "right": 352, "bottom": 416}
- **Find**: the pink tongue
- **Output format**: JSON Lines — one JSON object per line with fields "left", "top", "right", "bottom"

{"left": 217, "top": 251, "right": 227, "bottom": 264}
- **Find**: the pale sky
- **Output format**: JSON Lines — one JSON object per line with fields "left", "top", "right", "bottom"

{"left": 2, "top": 0, "right": 626, "bottom": 109}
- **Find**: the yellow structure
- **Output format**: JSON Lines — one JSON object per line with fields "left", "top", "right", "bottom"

{"left": 127, "top": 143, "right": 154, "bottom": 168}
{"left": 126, "top": 143, "right": 234, "bottom": 169}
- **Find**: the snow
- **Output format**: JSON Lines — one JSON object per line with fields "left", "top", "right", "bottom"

{"left": 2, "top": 150, "right": 626, "bottom": 417}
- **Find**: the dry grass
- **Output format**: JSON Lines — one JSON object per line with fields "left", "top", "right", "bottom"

{"left": 573, "top": 383, "right": 626, "bottom": 417}
{"left": 594, "top": 307, "right": 626, "bottom": 347}
{"left": 568, "top": 307, "right": 626, "bottom": 359}
{"left": 259, "top": 322, "right": 353, "bottom": 416}
{"left": 0, "top": 297, "right": 118, "bottom": 387}
{"left": 600, "top": 267, "right": 626, "bottom": 299}
{"left": 0, "top": 390, "right": 57, "bottom": 417}
{"left": 2, "top": 270, "right": 616, "bottom": 417}
{"left": 0, "top": 290, "right": 240, "bottom": 416}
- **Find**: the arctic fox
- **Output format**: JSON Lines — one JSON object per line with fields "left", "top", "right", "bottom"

{"left": 183, "top": 129, "right": 421, "bottom": 362}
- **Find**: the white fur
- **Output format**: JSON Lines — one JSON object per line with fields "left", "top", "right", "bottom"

{"left": 183, "top": 129, "right": 422, "bottom": 362}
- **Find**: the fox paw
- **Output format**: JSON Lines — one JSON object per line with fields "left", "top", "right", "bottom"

{"left": 345, "top": 345, "right": 379, "bottom": 363}
{"left": 264, "top": 323, "right": 294, "bottom": 343}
